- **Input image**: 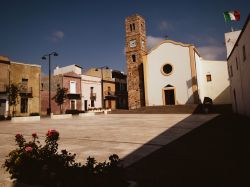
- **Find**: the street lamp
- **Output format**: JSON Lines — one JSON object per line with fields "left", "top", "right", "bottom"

{"left": 42, "top": 52, "right": 58, "bottom": 115}
{"left": 95, "top": 66, "right": 109, "bottom": 109}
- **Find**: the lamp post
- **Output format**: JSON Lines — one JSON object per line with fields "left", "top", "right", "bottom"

{"left": 42, "top": 52, "right": 58, "bottom": 115}
{"left": 95, "top": 66, "right": 109, "bottom": 109}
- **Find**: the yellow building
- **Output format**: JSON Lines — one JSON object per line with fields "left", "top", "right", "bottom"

{"left": 0, "top": 55, "right": 41, "bottom": 117}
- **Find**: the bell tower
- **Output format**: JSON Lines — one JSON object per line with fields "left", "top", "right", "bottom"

{"left": 125, "top": 14, "right": 147, "bottom": 109}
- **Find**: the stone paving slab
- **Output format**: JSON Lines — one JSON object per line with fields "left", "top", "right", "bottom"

{"left": 0, "top": 114, "right": 217, "bottom": 185}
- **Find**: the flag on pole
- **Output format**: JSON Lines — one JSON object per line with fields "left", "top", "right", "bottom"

{"left": 224, "top": 11, "right": 240, "bottom": 22}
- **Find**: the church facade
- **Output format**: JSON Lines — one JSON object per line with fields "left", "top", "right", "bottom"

{"left": 125, "top": 14, "right": 231, "bottom": 109}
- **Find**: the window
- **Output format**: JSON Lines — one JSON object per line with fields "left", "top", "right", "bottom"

{"left": 22, "top": 78, "right": 28, "bottom": 85}
{"left": 70, "top": 81, "right": 76, "bottom": 93}
{"left": 230, "top": 65, "right": 233, "bottom": 77}
{"left": 90, "top": 87, "right": 94, "bottom": 93}
{"left": 236, "top": 57, "right": 238, "bottom": 70}
{"left": 70, "top": 100, "right": 76, "bottom": 110}
{"left": 130, "top": 24, "right": 133, "bottom": 32}
{"left": 206, "top": 74, "right": 212, "bottom": 82}
{"left": 41, "top": 83, "right": 44, "bottom": 91}
{"left": 161, "top": 64, "right": 173, "bottom": 76}
{"left": 21, "top": 98, "right": 28, "bottom": 113}
{"left": 132, "top": 54, "right": 136, "bottom": 62}
{"left": 132, "top": 23, "right": 135, "bottom": 30}
{"left": 243, "top": 45, "right": 246, "bottom": 61}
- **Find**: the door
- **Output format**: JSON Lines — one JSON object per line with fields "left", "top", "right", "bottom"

{"left": 164, "top": 89, "right": 175, "bottom": 105}
{"left": 108, "top": 100, "right": 112, "bottom": 108}
{"left": 84, "top": 100, "right": 88, "bottom": 111}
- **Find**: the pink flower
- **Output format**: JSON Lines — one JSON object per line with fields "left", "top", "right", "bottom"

{"left": 15, "top": 133, "right": 23, "bottom": 139}
{"left": 32, "top": 133, "right": 38, "bottom": 139}
{"left": 25, "top": 146, "right": 33, "bottom": 152}
{"left": 47, "top": 129, "right": 59, "bottom": 137}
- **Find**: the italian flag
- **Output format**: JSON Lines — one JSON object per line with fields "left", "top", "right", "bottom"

{"left": 224, "top": 11, "right": 240, "bottom": 22}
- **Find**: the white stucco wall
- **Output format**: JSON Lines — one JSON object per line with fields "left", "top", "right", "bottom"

{"left": 225, "top": 30, "right": 241, "bottom": 58}
{"left": 81, "top": 75, "right": 102, "bottom": 111}
{"left": 228, "top": 18, "right": 250, "bottom": 117}
{"left": 144, "top": 42, "right": 194, "bottom": 106}
{"left": 197, "top": 60, "right": 231, "bottom": 104}
{"left": 54, "top": 65, "right": 82, "bottom": 75}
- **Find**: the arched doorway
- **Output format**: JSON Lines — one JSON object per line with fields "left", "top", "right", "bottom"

{"left": 162, "top": 85, "right": 176, "bottom": 105}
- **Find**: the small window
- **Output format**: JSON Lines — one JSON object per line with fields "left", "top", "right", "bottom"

{"left": 206, "top": 74, "right": 212, "bottom": 82}
{"left": 236, "top": 57, "right": 238, "bottom": 70}
{"left": 90, "top": 87, "right": 93, "bottom": 93}
{"left": 132, "top": 23, "right": 135, "bottom": 30}
{"left": 41, "top": 83, "right": 44, "bottom": 91}
{"left": 132, "top": 54, "right": 136, "bottom": 62}
{"left": 243, "top": 45, "right": 246, "bottom": 61}
{"left": 130, "top": 24, "right": 132, "bottom": 32}
{"left": 22, "top": 78, "right": 28, "bottom": 85}
{"left": 161, "top": 64, "right": 173, "bottom": 76}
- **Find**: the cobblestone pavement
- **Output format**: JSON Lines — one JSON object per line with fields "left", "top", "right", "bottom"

{"left": 0, "top": 114, "right": 217, "bottom": 186}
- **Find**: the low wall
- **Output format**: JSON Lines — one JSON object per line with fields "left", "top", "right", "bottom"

{"left": 79, "top": 113, "right": 95, "bottom": 117}
{"left": 11, "top": 116, "right": 40, "bottom": 123}
{"left": 51, "top": 114, "right": 72, "bottom": 119}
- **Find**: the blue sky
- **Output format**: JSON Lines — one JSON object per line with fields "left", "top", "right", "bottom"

{"left": 0, "top": 0, "right": 249, "bottom": 74}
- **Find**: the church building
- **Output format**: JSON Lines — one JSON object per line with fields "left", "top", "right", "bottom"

{"left": 125, "top": 14, "right": 231, "bottom": 109}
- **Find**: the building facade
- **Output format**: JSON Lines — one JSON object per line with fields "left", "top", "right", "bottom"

{"left": 84, "top": 68, "right": 117, "bottom": 109}
{"left": 0, "top": 56, "right": 41, "bottom": 117}
{"left": 227, "top": 15, "right": 250, "bottom": 117}
{"left": 41, "top": 72, "right": 81, "bottom": 115}
{"left": 81, "top": 75, "right": 102, "bottom": 111}
{"left": 125, "top": 14, "right": 231, "bottom": 108}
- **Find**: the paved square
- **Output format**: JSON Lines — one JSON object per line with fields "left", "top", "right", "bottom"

{"left": 0, "top": 114, "right": 217, "bottom": 185}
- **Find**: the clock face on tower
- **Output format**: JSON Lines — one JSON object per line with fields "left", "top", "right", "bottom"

{"left": 130, "top": 40, "right": 137, "bottom": 48}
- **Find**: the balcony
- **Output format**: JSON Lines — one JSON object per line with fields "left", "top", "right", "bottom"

{"left": 67, "top": 93, "right": 81, "bottom": 100}
{"left": 90, "top": 93, "right": 96, "bottom": 101}
{"left": 19, "top": 84, "right": 33, "bottom": 98}
{"left": 104, "top": 91, "right": 116, "bottom": 100}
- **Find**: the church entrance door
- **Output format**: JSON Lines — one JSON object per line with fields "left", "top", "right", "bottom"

{"left": 164, "top": 89, "right": 175, "bottom": 105}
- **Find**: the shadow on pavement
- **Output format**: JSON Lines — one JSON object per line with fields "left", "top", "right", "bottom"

{"left": 124, "top": 114, "right": 250, "bottom": 187}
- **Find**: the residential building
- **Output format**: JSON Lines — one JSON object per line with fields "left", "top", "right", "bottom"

{"left": 41, "top": 72, "right": 81, "bottom": 115}
{"left": 81, "top": 75, "right": 102, "bottom": 111}
{"left": 84, "top": 68, "right": 117, "bottom": 109}
{"left": 227, "top": 15, "right": 250, "bottom": 117}
{"left": 125, "top": 14, "right": 231, "bottom": 109}
{"left": 112, "top": 70, "right": 128, "bottom": 109}
{"left": 0, "top": 56, "right": 41, "bottom": 117}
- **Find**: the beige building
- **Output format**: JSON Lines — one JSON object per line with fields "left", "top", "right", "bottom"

{"left": 84, "top": 68, "right": 116, "bottom": 109}
{"left": 227, "top": 15, "right": 250, "bottom": 117}
{"left": 0, "top": 56, "right": 41, "bottom": 117}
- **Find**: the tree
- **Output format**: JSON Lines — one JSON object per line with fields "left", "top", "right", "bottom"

{"left": 53, "top": 87, "right": 68, "bottom": 114}
{"left": 7, "top": 84, "right": 19, "bottom": 117}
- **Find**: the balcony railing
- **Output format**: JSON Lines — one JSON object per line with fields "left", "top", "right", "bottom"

{"left": 104, "top": 91, "right": 115, "bottom": 96}
{"left": 19, "top": 84, "right": 32, "bottom": 94}
{"left": 90, "top": 93, "right": 96, "bottom": 101}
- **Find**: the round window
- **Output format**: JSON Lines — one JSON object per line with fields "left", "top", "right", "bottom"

{"left": 162, "top": 64, "right": 173, "bottom": 75}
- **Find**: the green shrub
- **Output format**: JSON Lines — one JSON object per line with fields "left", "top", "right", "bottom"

{"left": 3, "top": 130, "right": 126, "bottom": 187}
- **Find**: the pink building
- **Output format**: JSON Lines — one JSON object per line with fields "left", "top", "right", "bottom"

{"left": 41, "top": 72, "right": 81, "bottom": 115}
